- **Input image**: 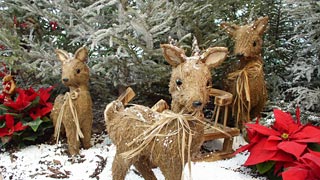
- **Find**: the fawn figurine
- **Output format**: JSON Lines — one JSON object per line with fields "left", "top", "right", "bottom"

{"left": 51, "top": 47, "right": 93, "bottom": 155}
{"left": 221, "top": 16, "right": 268, "bottom": 127}
{"left": 104, "top": 44, "right": 228, "bottom": 180}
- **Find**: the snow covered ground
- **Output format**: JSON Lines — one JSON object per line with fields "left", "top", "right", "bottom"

{"left": 0, "top": 134, "right": 266, "bottom": 180}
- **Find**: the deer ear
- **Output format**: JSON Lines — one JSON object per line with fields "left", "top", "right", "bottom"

{"left": 253, "top": 16, "right": 269, "bottom": 35}
{"left": 75, "top": 47, "right": 88, "bottom": 62}
{"left": 220, "top": 23, "right": 239, "bottom": 36}
{"left": 201, "top": 47, "right": 228, "bottom": 68}
{"left": 55, "top": 49, "right": 69, "bottom": 62}
{"left": 161, "top": 44, "right": 186, "bottom": 67}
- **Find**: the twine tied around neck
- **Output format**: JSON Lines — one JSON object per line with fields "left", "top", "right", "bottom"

{"left": 54, "top": 89, "right": 84, "bottom": 144}
{"left": 227, "top": 62, "right": 263, "bottom": 126}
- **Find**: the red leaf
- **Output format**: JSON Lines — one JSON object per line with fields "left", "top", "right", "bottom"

{"left": 278, "top": 141, "right": 307, "bottom": 159}
{"left": 300, "top": 152, "right": 320, "bottom": 174}
{"left": 282, "top": 167, "right": 309, "bottom": 180}
{"left": 273, "top": 109, "right": 295, "bottom": 132}
{"left": 264, "top": 137, "right": 280, "bottom": 150}
{"left": 291, "top": 126, "right": 320, "bottom": 143}
{"left": 246, "top": 123, "right": 280, "bottom": 137}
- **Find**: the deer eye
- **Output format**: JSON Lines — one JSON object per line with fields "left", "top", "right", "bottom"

{"left": 253, "top": 41, "right": 257, "bottom": 47}
{"left": 76, "top": 69, "right": 81, "bottom": 74}
{"left": 176, "top": 79, "right": 183, "bottom": 86}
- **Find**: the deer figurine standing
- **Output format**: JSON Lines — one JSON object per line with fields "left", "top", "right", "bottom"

{"left": 104, "top": 44, "right": 228, "bottom": 180}
{"left": 221, "top": 17, "right": 268, "bottom": 127}
{"left": 51, "top": 47, "right": 93, "bottom": 155}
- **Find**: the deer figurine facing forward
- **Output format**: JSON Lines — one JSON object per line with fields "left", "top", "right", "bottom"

{"left": 221, "top": 17, "right": 268, "bottom": 127}
{"left": 51, "top": 47, "right": 93, "bottom": 155}
{"left": 104, "top": 44, "right": 228, "bottom": 180}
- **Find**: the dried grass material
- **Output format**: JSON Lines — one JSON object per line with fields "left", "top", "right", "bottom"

{"left": 227, "top": 61, "right": 263, "bottom": 126}
{"left": 221, "top": 17, "right": 269, "bottom": 127}
{"left": 51, "top": 47, "right": 93, "bottom": 155}
{"left": 104, "top": 44, "right": 228, "bottom": 180}
{"left": 54, "top": 89, "right": 84, "bottom": 144}
{"left": 121, "top": 110, "right": 203, "bottom": 171}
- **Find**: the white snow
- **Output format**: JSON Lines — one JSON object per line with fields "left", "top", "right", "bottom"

{"left": 0, "top": 134, "right": 266, "bottom": 180}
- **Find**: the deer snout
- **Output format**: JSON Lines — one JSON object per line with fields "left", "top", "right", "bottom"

{"left": 192, "top": 101, "right": 202, "bottom": 108}
{"left": 62, "top": 78, "right": 69, "bottom": 82}
{"left": 236, "top": 53, "right": 244, "bottom": 59}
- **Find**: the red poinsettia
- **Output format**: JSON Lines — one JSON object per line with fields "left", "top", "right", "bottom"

{"left": 282, "top": 151, "right": 320, "bottom": 180}
{"left": 29, "top": 87, "right": 53, "bottom": 120}
{"left": 4, "top": 87, "right": 38, "bottom": 111}
{"left": 0, "top": 114, "right": 27, "bottom": 136}
{"left": 235, "top": 108, "right": 320, "bottom": 167}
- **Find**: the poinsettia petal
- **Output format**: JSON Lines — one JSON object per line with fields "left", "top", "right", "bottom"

{"left": 40, "top": 105, "right": 53, "bottom": 116}
{"left": 300, "top": 152, "right": 320, "bottom": 174}
{"left": 246, "top": 123, "right": 280, "bottom": 136}
{"left": 243, "top": 138, "right": 277, "bottom": 165}
{"left": 38, "top": 86, "right": 53, "bottom": 104}
{"left": 273, "top": 109, "right": 295, "bottom": 132}
{"left": 0, "top": 127, "right": 10, "bottom": 136}
{"left": 264, "top": 136, "right": 281, "bottom": 150}
{"left": 5, "top": 114, "right": 14, "bottom": 128}
{"left": 14, "top": 121, "right": 27, "bottom": 132}
{"left": 234, "top": 144, "right": 250, "bottom": 154}
{"left": 270, "top": 150, "right": 294, "bottom": 162}
{"left": 282, "top": 166, "right": 309, "bottom": 180}
{"left": 291, "top": 126, "right": 320, "bottom": 143}
{"left": 278, "top": 141, "right": 307, "bottom": 159}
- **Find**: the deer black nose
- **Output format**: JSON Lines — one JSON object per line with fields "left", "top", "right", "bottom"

{"left": 192, "top": 101, "right": 202, "bottom": 108}
{"left": 62, "top": 78, "right": 69, "bottom": 82}
{"left": 236, "top": 53, "right": 244, "bottom": 59}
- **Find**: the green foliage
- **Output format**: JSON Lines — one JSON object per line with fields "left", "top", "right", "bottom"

{"left": 0, "top": 0, "right": 318, "bottom": 113}
{"left": 256, "top": 161, "right": 275, "bottom": 174}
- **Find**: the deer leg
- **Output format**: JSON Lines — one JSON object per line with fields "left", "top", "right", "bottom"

{"left": 80, "top": 117, "right": 92, "bottom": 149}
{"left": 133, "top": 156, "right": 157, "bottom": 180}
{"left": 159, "top": 161, "right": 182, "bottom": 180}
{"left": 63, "top": 119, "right": 80, "bottom": 155}
{"left": 112, "top": 153, "right": 131, "bottom": 180}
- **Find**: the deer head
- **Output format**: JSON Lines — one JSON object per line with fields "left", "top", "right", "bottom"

{"left": 161, "top": 44, "right": 228, "bottom": 115}
{"left": 55, "top": 47, "right": 90, "bottom": 90}
{"left": 221, "top": 16, "right": 268, "bottom": 61}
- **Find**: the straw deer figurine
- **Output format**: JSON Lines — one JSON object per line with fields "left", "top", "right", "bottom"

{"left": 104, "top": 44, "right": 228, "bottom": 180}
{"left": 50, "top": 47, "right": 93, "bottom": 155}
{"left": 221, "top": 16, "right": 268, "bottom": 128}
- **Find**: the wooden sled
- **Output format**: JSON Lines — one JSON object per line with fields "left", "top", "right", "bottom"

{"left": 193, "top": 88, "right": 240, "bottom": 162}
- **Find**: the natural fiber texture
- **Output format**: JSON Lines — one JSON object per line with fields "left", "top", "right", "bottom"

{"left": 105, "top": 103, "right": 204, "bottom": 180}
{"left": 221, "top": 17, "right": 269, "bottom": 128}
{"left": 120, "top": 110, "right": 203, "bottom": 170}
{"left": 227, "top": 61, "right": 263, "bottom": 126}
{"left": 54, "top": 89, "right": 84, "bottom": 144}
{"left": 51, "top": 47, "right": 93, "bottom": 155}
{"left": 104, "top": 44, "right": 228, "bottom": 180}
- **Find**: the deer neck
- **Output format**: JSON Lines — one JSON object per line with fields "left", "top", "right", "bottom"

{"left": 239, "top": 56, "right": 263, "bottom": 69}
{"left": 69, "top": 85, "right": 89, "bottom": 92}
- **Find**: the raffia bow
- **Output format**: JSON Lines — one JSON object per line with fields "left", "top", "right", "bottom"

{"left": 227, "top": 62, "right": 263, "bottom": 126}
{"left": 54, "top": 89, "right": 84, "bottom": 144}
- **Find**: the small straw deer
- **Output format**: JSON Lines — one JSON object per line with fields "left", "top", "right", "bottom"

{"left": 104, "top": 43, "right": 228, "bottom": 180}
{"left": 50, "top": 47, "right": 93, "bottom": 155}
{"left": 221, "top": 17, "right": 268, "bottom": 128}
